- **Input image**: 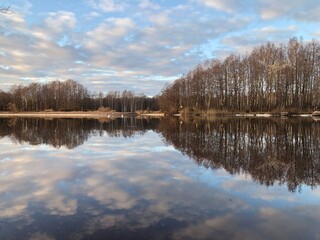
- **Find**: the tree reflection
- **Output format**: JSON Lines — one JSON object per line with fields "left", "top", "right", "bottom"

{"left": 0, "top": 117, "right": 160, "bottom": 149}
{"left": 158, "top": 117, "right": 320, "bottom": 192}
{"left": 0, "top": 117, "right": 319, "bottom": 191}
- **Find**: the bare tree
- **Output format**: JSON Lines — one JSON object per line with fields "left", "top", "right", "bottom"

{"left": 0, "top": 79, "right": 159, "bottom": 112}
{"left": 159, "top": 38, "right": 320, "bottom": 114}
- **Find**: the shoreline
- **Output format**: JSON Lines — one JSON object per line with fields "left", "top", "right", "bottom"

{"left": 174, "top": 112, "right": 320, "bottom": 119}
{"left": 0, "top": 111, "right": 138, "bottom": 119}
{"left": 0, "top": 111, "right": 318, "bottom": 119}
{"left": 0, "top": 111, "right": 166, "bottom": 119}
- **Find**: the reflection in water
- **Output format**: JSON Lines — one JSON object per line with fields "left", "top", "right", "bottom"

{"left": 159, "top": 117, "right": 320, "bottom": 192}
{"left": 0, "top": 117, "right": 159, "bottom": 149}
{"left": 0, "top": 117, "right": 320, "bottom": 192}
{"left": 0, "top": 117, "right": 320, "bottom": 239}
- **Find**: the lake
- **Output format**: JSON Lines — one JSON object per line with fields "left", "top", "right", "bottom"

{"left": 0, "top": 117, "right": 319, "bottom": 240}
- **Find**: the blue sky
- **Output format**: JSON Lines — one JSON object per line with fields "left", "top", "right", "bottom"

{"left": 0, "top": 0, "right": 319, "bottom": 96}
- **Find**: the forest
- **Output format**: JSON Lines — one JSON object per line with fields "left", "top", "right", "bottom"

{"left": 1, "top": 37, "right": 320, "bottom": 114}
{"left": 0, "top": 79, "right": 159, "bottom": 112}
{"left": 159, "top": 37, "right": 320, "bottom": 114}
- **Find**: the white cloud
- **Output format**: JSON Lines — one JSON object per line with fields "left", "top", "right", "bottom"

{"left": 258, "top": 0, "right": 320, "bottom": 21}
{"left": 84, "top": 11, "right": 101, "bottom": 20}
{"left": 196, "top": 0, "right": 253, "bottom": 13}
{"left": 0, "top": 0, "right": 318, "bottom": 96}
{"left": 138, "top": 0, "right": 160, "bottom": 10}
{"left": 0, "top": 3, "right": 252, "bottom": 95}
{"left": 294, "top": 6, "right": 320, "bottom": 22}
{"left": 197, "top": 0, "right": 320, "bottom": 22}
{"left": 219, "top": 25, "right": 297, "bottom": 56}
{"left": 148, "top": 12, "right": 169, "bottom": 25}
{"left": 45, "top": 11, "right": 77, "bottom": 33}
{"left": 84, "top": 17, "right": 135, "bottom": 52}
{"left": 86, "top": 0, "right": 127, "bottom": 12}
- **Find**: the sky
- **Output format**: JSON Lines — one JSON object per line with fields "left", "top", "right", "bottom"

{"left": 0, "top": 0, "right": 319, "bottom": 96}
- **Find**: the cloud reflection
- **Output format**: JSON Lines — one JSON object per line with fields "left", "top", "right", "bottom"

{"left": 0, "top": 120, "right": 320, "bottom": 239}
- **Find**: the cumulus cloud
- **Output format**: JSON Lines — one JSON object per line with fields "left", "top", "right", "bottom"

{"left": 138, "top": 0, "right": 160, "bottom": 10}
{"left": 219, "top": 25, "right": 298, "bottom": 56}
{"left": 45, "top": 11, "right": 77, "bottom": 33}
{"left": 196, "top": 0, "right": 254, "bottom": 13}
{"left": 0, "top": 0, "right": 318, "bottom": 95}
{"left": 84, "top": 17, "right": 135, "bottom": 51}
{"left": 258, "top": 0, "right": 320, "bottom": 21}
{"left": 84, "top": 11, "right": 101, "bottom": 20}
{"left": 294, "top": 6, "right": 320, "bottom": 22}
{"left": 86, "top": 0, "right": 127, "bottom": 12}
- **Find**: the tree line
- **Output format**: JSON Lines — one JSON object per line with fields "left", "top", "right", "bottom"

{"left": 0, "top": 79, "right": 159, "bottom": 112}
{"left": 159, "top": 37, "right": 320, "bottom": 113}
{"left": 2, "top": 37, "right": 319, "bottom": 113}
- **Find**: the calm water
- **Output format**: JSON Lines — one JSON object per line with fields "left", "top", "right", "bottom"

{"left": 0, "top": 117, "right": 319, "bottom": 240}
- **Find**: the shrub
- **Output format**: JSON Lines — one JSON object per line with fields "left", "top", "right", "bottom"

{"left": 98, "top": 107, "right": 112, "bottom": 112}
{"left": 7, "top": 103, "right": 18, "bottom": 112}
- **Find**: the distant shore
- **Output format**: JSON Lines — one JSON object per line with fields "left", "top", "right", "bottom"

{"left": 174, "top": 111, "right": 320, "bottom": 119}
{"left": 0, "top": 111, "right": 165, "bottom": 118}
{"left": 0, "top": 111, "right": 319, "bottom": 119}
{"left": 0, "top": 111, "right": 136, "bottom": 119}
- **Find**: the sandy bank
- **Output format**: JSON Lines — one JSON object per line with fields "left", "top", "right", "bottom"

{"left": 0, "top": 111, "right": 137, "bottom": 119}
{"left": 138, "top": 113, "right": 165, "bottom": 117}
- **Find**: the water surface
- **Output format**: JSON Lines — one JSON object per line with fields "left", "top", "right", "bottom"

{"left": 0, "top": 117, "right": 319, "bottom": 239}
